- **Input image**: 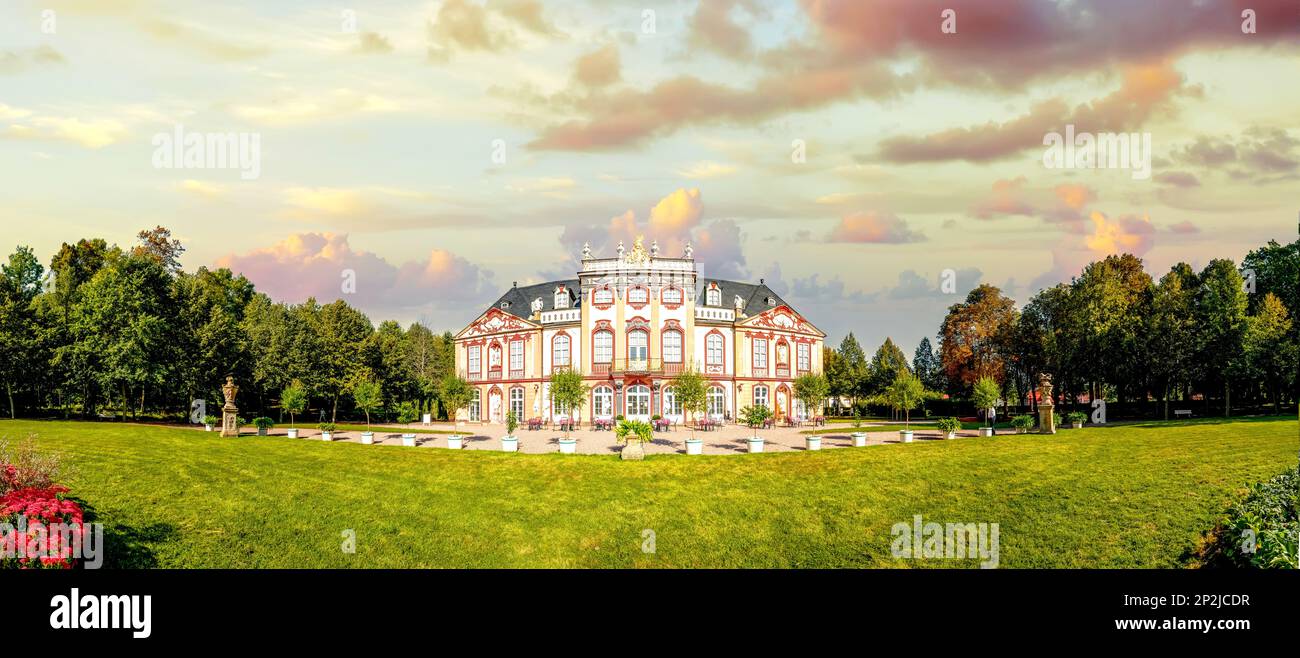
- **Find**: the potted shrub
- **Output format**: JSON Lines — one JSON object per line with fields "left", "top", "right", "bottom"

{"left": 741, "top": 405, "right": 771, "bottom": 453}
{"left": 1011, "top": 414, "right": 1035, "bottom": 434}
{"left": 850, "top": 411, "right": 867, "bottom": 447}
{"left": 550, "top": 369, "right": 589, "bottom": 455}
{"left": 671, "top": 369, "right": 709, "bottom": 455}
{"left": 253, "top": 417, "right": 274, "bottom": 436}
{"left": 502, "top": 411, "right": 519, "bottom": 452}
{"left": 615, "top": 418, "right": 653, "bottom": 460}
{"left": 401, "top": 432, "right": 418, "bottom": 447}
{"left": 874, "top": 371, "right": 933, "bottom": 444}
{"left": 318, "top": 422, "right": 335, "bottom": 441}
{"left": 281, "top": 380, "right": 307, "bottom": 439}
{"left": 936, "top": 416, "right": 961, "bottom": 440}
{"left": 352, "top": 378, "right": 382, "bottom": 445}
{"left": 203, "top": 414, "right": 217, "bottom": 432}
{"left": 439, "top": 374, "right": 475, "bottom": 449}
{"left": 795, "top": 373, "right": 830, "bottom": 451}
{"left": 1066, "top": 411, "right": 1086, "bottom": 429}
{"left": 971, "top": 376, "right": 1000, "bottom": 437}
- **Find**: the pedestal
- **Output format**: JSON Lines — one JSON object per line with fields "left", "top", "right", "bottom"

{"left": 1038, "top": 403, "right": 1056, "bottom": 434}
{"left": 221, "top": 404, "right": 240, "bottom": 437}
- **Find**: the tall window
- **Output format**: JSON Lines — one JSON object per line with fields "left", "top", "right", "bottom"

{"left": 753, "top": 338, "right": 768, "bottom": 369}
{"left": 593, "top": 288, "right": 613, "bottom": 305}
{"left": 797, "top": 343, "right": 811, "bottom": 372}
{"left": 706, "top": 333, "right": 723, "bottom": 367}
{"left": 509, "top": 387, "right": 524, "bottom": 421}
{"left": 509, "top": 340, "right": 523, "bottom": 373}
{"left": 628, "top": 330, "right": 648, "bottom": 363}
{"left": 593, "top": 386, "right": 613, "bottom": 418}
{"left": 754, "top": 385, "right": 769, "bottom": 409}
{"left": 662, "top": 287, "right": 682, "bottom": 305}
{"left": 663, "top": 387, "right": 682, "bottom": 416}
{"left": 663, "top": 330, "right": 682, "bottom": 363}
{"left": 706, "top": 286, "right": 720, "bottom": 306}
{"left": 489, "top": 343, "right": 501, "bottom": 368}
{"left": 708, "top": 387, "right": 725, "bottom": 418}
{"left": 594, "top": 330, "right": 613, "bottom": 363}
{"left": 468, "top": 345, "right": 481, "bottom": 377}
{"left": 469, "top": 389, "right": 481, "bottom": 421}
{"left": 554, "top": 288, "right": 569, "bottom": 309}
{"left": 628, "top": 287, "right": 648, "bottom": 304}
{"left": 553, "top": 334, "right": 570, "bottom": 367}
{"left": 626, "top": 384, "right": 650, "bottom": 417}
{"left": 552, "top": 396, "right": 568, "bottom": 418}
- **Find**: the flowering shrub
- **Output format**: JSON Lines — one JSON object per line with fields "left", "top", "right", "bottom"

{"left": 0, "top": 435, "right": 67, "bottom": 495}
{"left": 1, "top": 485, "right": 88, "bottom": 569}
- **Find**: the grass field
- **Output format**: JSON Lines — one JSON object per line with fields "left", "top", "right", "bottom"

{"left": 2, "top": 417, "right": 1295, "bottom": 568}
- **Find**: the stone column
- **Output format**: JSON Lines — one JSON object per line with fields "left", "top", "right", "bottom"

{"left": 1036, "top": 373, "right": 1056, "bottom": 435}
{"left": 220, "top": 376, "right": 240, "bottom": 437}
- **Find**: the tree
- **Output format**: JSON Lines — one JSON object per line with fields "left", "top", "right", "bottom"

{"left": 1196, "top": 259, "right": 1248, "bottom": 416}
{"left": 313, "top": 300, "right": 373, "bottom": 422}
{"left": 868, "top": 337, "right": 911, "bottom": 397}
{"left": 793, "top": 372, "right": 829, "bottom": 422}
{"left": 938, "top": 284, "right": 1017, "bottom": 393}
{"left": 912, "top": 337, "right": 944, "bottom": 392}
{"left": 1149, "top": 264, "right": 1198, "bottom": 418}
{"left": 132, "top": 225, "right": 185, "bottom": 273}
{"left": 1069, "top": 254, "right": 1153, "bottom": 406}
{"left": 828, "top": 333, "right": 868, "bottom": 409}
{"left": 0, "top": 246, "right": 44, "bottom": 417}
{"left": 670, "top": 368, "right": 709, "bottom": 440}
{"left": 439, "top": 374, "right": 474, "bottom": 425}
{"left": 1243, "top": 293, "right": 1293, "bottom": 414}
{"left": 875, "top": 370, "right": 932, "bottom": 431}
{"left": 548, "top": 369, "right": 588, "bottom": 441}
{"left": 281, "top": 379, "right": 307, "bottom": 427}
{"left": 351, "top": 378, "right": 383, "bottom": 430}
{"left": 971, "top": 376, "right": 1001, "bottom": 429}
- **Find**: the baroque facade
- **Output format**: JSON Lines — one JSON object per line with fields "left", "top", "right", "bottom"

{"left": 453, "top": 238, "right": 826, "bottom": 425}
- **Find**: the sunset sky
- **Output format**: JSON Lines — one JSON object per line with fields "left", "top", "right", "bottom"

{"left": 2, "top": 0, "right": 1298, "bottom": 354}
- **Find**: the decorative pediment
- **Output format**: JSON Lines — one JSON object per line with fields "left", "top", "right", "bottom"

{"left": 456, "top": 307, "right": 540, "bottom": 339}
{"left": 738, "top": 305, "right": 825, "bottom": 337}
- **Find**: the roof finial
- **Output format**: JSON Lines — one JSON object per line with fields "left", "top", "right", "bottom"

{"left": 581, "top": 241, "right": 592, "bottom": 260}
{"left": 616, "top": 240, "right": 625, "bottom": 259}
{"left": 683, "top": 242, "right": 693, "bottom": 259}
{"left": 650, "top": 239, "right": 659, "bottom": 257}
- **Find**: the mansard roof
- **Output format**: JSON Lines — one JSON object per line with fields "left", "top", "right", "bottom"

{"left": 488, "top": 279, "right": 580, "bottom": 319}
{"left": 697, "top": 278, "right": 790, "bottom": 314}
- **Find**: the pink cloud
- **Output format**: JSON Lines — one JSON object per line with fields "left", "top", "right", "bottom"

{"left": 827, "top": 211, "right": 925, "bottom": 244}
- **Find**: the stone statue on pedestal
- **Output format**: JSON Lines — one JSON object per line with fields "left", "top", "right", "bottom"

{"left": 220, "top": 376, "right": 240, "bottom": 437}
{"left": 1036, "top": 373, "right": 1056, "bottom": 434}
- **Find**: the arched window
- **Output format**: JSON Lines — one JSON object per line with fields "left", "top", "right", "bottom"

{"left": 553, "top": 334, "right": 570, "bottom": 368}
{"left": 663, "top": 330, "right": 682, "bottom": 363}
{"left": 706, "top": 333, "right": 723, "bottom": 367}
{"left": 593, "top": 386, "right": 613, "bottom": 418}
{"left": 628, "top": 330, "right": 648, "bottom": 365}
{"left": 707, "top": 387, "right": 726, "bottom": 418}
{"left": 663, "top": 387, "right": 682, "bottom": 417}
{"left": 594, "top": 330, "right": 613, "bottom": 363}
{"left": 469, "top": 388, "right": 481, "bottom": 421}
{"left": 628, "top": 286, "right": 648, "bottom": 305}
{"left": 593, "top": 287, "right": 613, "bottom": 306}
{"left": 509, "top": 387, "right": 524, "bottom": 421}
{"left": 626, "top": 384, "right": 651, "bottom": 417}
{"left": 706, "top": 285, "right": 720, "bottom": 306}
{"left": 662, "top": 287, "right": 682, "bottom": 305}
{"left": 753, "top": 385, "right": 769, "bottom": 409}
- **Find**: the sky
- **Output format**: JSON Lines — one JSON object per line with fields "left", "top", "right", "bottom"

{"left": 2, "top": 0, "right": 1298, "bottom": 356}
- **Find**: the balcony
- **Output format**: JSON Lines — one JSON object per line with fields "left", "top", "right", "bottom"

{"left": 611, "top": 358, "right": 664, "bottom": 375}
{"left": 663, "top": 362, "right": 684, "bottom": 377}
{"left": 695, "top": 307, "right": 735, "bottom": 322}
{"left": 468, "top": 371, "right": 483, "bottom": 382}
{"left": 540, "top": 308, "right": 580, "bottom": 324}
{"left": 591, "top": 362, "right": 612, "bottom": 376}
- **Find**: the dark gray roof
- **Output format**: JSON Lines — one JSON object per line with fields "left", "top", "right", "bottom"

{"left": 697, "top": 279, "right": 790, "bottom": 314}
{"left": 490, "top": 279, "right": 580, "bottom": 319}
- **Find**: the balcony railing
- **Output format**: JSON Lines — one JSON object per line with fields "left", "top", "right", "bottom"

{"left": 612, "top": 358, "right": 664, "bottom": 375}
{"left": 509, "top": 368, "right": 525, "bottom": 379}
{"left": 487, "top": 369, "right": 502, "bottom": 380}
{"left": 752, "top": 367, "right": 768, "bottom": 377}
{"left": 775, "top": 365, "right": 790, "bottom": 378}
{"left": 540, "top": 308, "right": 581, "bottom": 324}
{"left": 591, "top": 362, "right": 612, "bottom": 376}
{"left": 663, "top": 362, "right": 684, "bottom": 377}
{"left": 695, "top": 307, "right": 735, "bottom": 322}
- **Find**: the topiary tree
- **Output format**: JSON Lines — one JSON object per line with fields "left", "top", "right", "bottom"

{"left": 874, "top": 370, "right": 933, "bottom": 431}
{"left": 351, "top": 378, "right": 383, "bottom": 430}
{"left": 549, "top": 369, "right": 589, "bottom": 441}
{"left": 793, "top": 373, "right": 829, "bottom": 421}
{"left": 281, "top": 379, "right": 307, "bottom": 428}
{"left": 971, "top": 376, "right": 1001, "bottom": 429}
{"left": 670, "top": 368, "right": 709, "bottom": 441}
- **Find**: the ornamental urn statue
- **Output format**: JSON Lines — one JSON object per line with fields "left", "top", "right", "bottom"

{"left": 1036, "top": 373, "right": 1055, "bottom": 434}
{"left": 220, "top": 376, "right": 240, "bottom": 437}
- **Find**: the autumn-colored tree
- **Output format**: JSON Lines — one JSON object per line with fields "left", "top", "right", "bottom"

{"left": 938, "top": 284, "right": 1017, "bottom": 392}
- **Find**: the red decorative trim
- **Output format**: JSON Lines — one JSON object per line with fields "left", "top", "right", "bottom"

{"left": 661, "top": 285, "right": 684, "bottom": 310}
{"left": 626, "top": 284, "right": 650, "bottom": 310}
{"left": 461, "top": 306, "right": 537, "bottom": 338}
{"left": 660, "top": 327, "right": 683, "bottom": 365}
{"left": 591, "top": 325, "right": 614, "bottom": 370}
{"left": 551, "top": 331, "right": 572, "bottom": 370}
{"left": 704, "top": 328, "right": 727, "bottom": 375}
{"left": 591, "top": 285, "right": 614, "bottom": 310}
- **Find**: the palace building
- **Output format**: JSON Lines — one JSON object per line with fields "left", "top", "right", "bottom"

{"left": 453, "top": 237, "right": 826, "bottom": 425}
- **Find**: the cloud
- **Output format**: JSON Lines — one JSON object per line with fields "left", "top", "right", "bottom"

{"left": 3, "top": 114, "right": 127, "bottom": 149}
{"left": 573, "top": 43, "right": 620, "bottom": 88}
{"left": 179, "top": 179, "right": 225, "bottom": 198}
{"left": 216, "top": 232, "right": 495, "bottom": 316}
{"left": 355, "top": 32, "right": 394, "bottom": 54}
{"left": 1084, "top": 211, "right": 1155, "bottom": 257}
{"left": 970, "top": 177, "right": 1035, "bottom": 219}
{"left": 139, "top": 18, "right": 269, "bottom": 60}
{"left": 886, "top": 268, "right": 984, "bottom": 301}
{"left": 492, "top": 0, "right": 563, "bottom": 37}
{"left": 231, "top": 88, "right": 401, "bottom": 125}
{"left": 1154, "top": 171, "right": 1200, "bottom": 187}
{"left": 968, "top": 178, "right": 1096, "bottom": 225}
{"left": 1168, "top": 220, "right": 1200, "bottom": 234}
{"left": 686, "top": 0, "right": 764, "bottom": 61}
{"left": 1171, "top": 126, "right": 1300, "bottom": 182}
{"left": 0, "top": 46, "right": 66, "bottom": 74}
{"left": 827, "top": 211, "right": 925, "bottom": 243}
{"left": 427, "top": 0, "right": 560, "bottom": 61}
{"left": 674, "top": 161, "right": 737, "bottom": 179}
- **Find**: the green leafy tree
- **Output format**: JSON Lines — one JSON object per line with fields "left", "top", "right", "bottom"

{"left": 868, "top": 337, "right": 911, "bottom": 397}
{"left": 971, "top": 376, "right": 1001, "bottom": 428}
{"left": 439, "top": 374, "right": 475, "bottom": 425}
{"left": 873, "top": 370, "right": 933, "bottom": 431}
{"left": 351, "top": 378, "right": 383, "bottom": 430}
{"left": 670, "top": 368, "right": 709, "bottom": 440}
{"left": 548, "top": 369, "right": 589, "bottom": 440}
{"left": 280, "top": 380, "right": 307, "bottom": 427}
{"left": 912, "top": 337, "right": 945, "bottom": 393}
{"left": 793, "top": 372, "right": 829, "bottom": 421}
{"left": 1196, "top": 259, "right": 1248, "bottom": 416}
{"left": 0, "top": 246, "right": 44, "bottom": 417}
{"left": 828, "top": 333, "right": 869, "bottom": 409}
{"left": 313, "top": 300, "right": 373, "bottom": 422}
{"left": 1244, "top": 293, "right": 1293, "bottom": 414}
{"left": 1149, "top": 264, "right": 1199, "bottom": 418}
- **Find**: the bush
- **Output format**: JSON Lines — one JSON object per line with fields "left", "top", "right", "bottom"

{"left": 395, "top": 401, "right": 419, "bottom": 424}
{"left": 1066, "top": 411, "right": 1087, "bottom": 425}
{"left": 1200, "top": 469, "right": 1298, "bottom": 569}
{"left": 203, "top": 415, "right": 218, "bottom": 426}
{"left": 1011, "top": 415, "right": 1035, "bottom": 432}
{"left": 1, "top": 485, "right": 87, "bottom": 569}
{"left": 253, "top": 417, "right": 274, "bottom": 430}
{"left": 318, "top": 423, "right": 336, "bottom": 432}
{"left": 615, "top": 419, "right": 653, "bottom": 445}
{"left": 936, "top": 417, "right": 962, "bottom": 433}
{"left": 0, "top": 436, "right": 67, "bottom": 496}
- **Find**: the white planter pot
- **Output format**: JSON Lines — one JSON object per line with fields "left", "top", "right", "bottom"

{"left": 1072, "top": 422, "right": 1083, "bottom": 429}
{"left": 447, "top": 435, "right": 464, "bottom": 450}
{"left": 204, "top": 424, "right": 213, "bottom": 432}
{"left": 502, "top": 436, "right": 518, "bottom": 452}
{"left": 558, "top": 438, "right": 576, "bottom": 454}
{"left": 945, "top": 432, "right": 957, "bottom": 440}
{"left": 746, "top": 437, "right": 764, "bottom": 453}
{"left": 980, "top": 427, "right": 994, "bottom": 437}
{"left": 257, "top": 428, "right": 268, "bottom": 436}
{"left": 685, "top": 439, "right": 703, "bottom": 455}
{"left": 401, "top": 433, "right": 417, "bottom": 447}
{"left": 852, "top": 432, "right": 867, "bottom": 447}
{"left": 286, "top": 428, "right": 299, "bottom": 439}
{"left": 361, "top": 431, "right": 374, "bottom": 445}
{"left": 806, "top": 436, "right": 822, "bottom": 451}
{"left": 899, "top": 430, "right": 914, "bottom": 443}
{"left": 422, "top": 413, "right": 432, "bottom": 425}
{"left": 320, "top": 432, "right": 333, "bottom": 441}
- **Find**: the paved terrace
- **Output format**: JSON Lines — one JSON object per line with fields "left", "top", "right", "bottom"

{"left": 228, "top": 421, "right": 983, "bottom": 455}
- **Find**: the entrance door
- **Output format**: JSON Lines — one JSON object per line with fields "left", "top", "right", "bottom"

{"left": 775, "top": 388, "right": 789, "bottom": 420}
{"left": 625, "top": 384, "right": 651, "bottom": 421}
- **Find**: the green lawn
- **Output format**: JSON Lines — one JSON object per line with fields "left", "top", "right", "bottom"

{"left": 2, "top": 417, "right": 1295, "bottom": 568}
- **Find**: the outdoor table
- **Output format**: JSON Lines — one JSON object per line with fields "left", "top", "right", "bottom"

{"left": 528, "top": 418, "right": 543, "bottom": 431}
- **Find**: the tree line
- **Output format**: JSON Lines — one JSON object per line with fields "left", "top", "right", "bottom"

{"left": 822, "top": 239, "right": 1298, "bottom": 419}
{"left": 0, "top": 227, "right": 459, "bottom": 422}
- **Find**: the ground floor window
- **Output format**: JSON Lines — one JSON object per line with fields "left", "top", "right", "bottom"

{"left": 708, "top": 387, "right": 726, "bottom": 417}
{"left": 663, "top": 387, "right": 682, "bottom": 417}
{"left": 510, "top": 387, "right": 524, "bottom": 421}
{"left": 626, "top": 384, "right": 650, "bottom": 417}
{"left": 469, "top": 389, "right": 481, "bottom": 421}
{"left": 593, "top": 386, "right": 613, "bottom": 418}
{"left": 753, "top": 385, "right": 769, "bottom": 409}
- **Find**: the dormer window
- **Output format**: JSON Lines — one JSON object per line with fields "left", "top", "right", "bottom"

{"left": 554, "top": 287, "right": 569, "bottom": 309}
{"left": 706, "top": 284, "right": 720, "bottom": 307}
{"left": 500, "top": 301, "right": 511, "bottom": 310}
{"left": 765, "top": 296, "right": 775, "bottom": 306}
